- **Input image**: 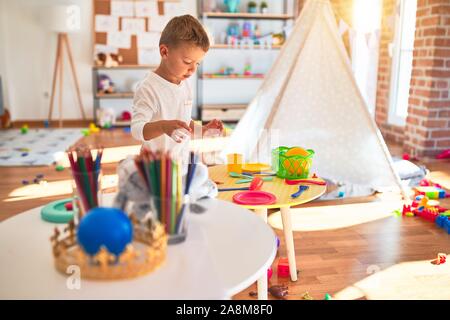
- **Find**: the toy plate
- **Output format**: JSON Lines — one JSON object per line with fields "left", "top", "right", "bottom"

{"left": 241, "top": 163, "right": 272, "bottom": 173}
{"left": 233, "top": 191, "right": 277, "bottom": 206}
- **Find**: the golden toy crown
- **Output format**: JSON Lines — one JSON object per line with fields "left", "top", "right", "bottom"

{"left": 50, "top": 215, "right": 167, "bottom": 280}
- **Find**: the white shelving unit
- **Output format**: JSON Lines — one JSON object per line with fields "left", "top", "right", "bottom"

{"left": 196, "top": 0, "right": 299, "bottom": 122}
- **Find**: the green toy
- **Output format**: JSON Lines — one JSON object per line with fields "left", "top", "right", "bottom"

{"left": 272, "top": 146, "right": 315, "bottom": 179}
{"left": 40, "top": 198, "right": 74, "bottom": 223}
{"left": 20, "top": 125, "right": 29, "bottom": 134}
{"left": 81, "top": 128, "right": 90, "bottom": 136}
{"left": 55, "top": 164, "right": 65, "bottom": 171}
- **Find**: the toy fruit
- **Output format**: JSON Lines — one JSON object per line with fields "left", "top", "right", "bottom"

{"left": 285, "top": 147, "right": 310, "bottom": 157}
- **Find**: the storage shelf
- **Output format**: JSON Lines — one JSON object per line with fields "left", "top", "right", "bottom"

{"left": 210, "top": 44, "right": 282, "bottom": 50}
{"left": 201, "top": 104, "right": 247, "bottom": 110}
{"left": 93, "top": 64, "right": 157, "bottom": 70}
{"left": 95, "top": 92, "right": 134, "bottom": 99}
{"left": 203, "top": 12, "right": 294, "bottom": 20}
{"left": 114, "top": 120, "right": 131, "bottom": 127}
{"left": 201, "top": 74, "right": 264, "bottom": 79}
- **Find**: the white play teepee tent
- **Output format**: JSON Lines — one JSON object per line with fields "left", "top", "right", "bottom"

{"left": 221, "top": 0, "right": 406, "bottom": 197}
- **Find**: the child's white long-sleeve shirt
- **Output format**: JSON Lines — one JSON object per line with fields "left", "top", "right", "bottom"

{"left": 131, "top": 71, "right": 193, "bottom": 152}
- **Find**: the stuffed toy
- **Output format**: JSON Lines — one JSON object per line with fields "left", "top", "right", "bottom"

{"left": 95, "top": 52, "right": 123, "bottom": 68}
{"left": 97, "top": 74, "right": 115, "bottom": 94}
{"left": 96, "top": 107, "right": 116, "bottom": 128}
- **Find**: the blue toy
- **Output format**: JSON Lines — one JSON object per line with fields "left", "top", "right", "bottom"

{"left": 77, "top": 207, "right": 133, "bottom": 256}
{"left": 224, "top": 0, "right": 240, "bottom": 13}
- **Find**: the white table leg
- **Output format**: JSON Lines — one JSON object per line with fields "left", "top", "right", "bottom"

{"left": 254, "top": 207, "right": 268, "bottom": 300}
{"left": 280, "top": 206, "right": 298, "bottom": 281}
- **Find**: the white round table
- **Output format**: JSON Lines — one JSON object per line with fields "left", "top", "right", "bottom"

{"left": 0, "top": 195, "right": 277, "bottom": 300}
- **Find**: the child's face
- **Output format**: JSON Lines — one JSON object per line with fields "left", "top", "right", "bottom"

{"left": 160, "top": 43, "right": 206, "bottom": 83}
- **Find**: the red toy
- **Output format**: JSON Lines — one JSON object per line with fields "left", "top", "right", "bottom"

{"left": 64, "top": 202, "right": 73, "bottom": 211}
{"left": 267, "top": 267, "right": 273, "bottom": 281}
{"left": 431, "top": 253, "right": 447, "bottom": 265}
{"left": 121, "top": 111, "right": 131, "bottom": 121}
{"left": 415, "top": 207, "right": 440, "bottom": 222}
{"left": 277, "top": 257, "right": 290, "bottom": 278}
{"left": 436, "top": 149, "right": 450, "bottom": 160}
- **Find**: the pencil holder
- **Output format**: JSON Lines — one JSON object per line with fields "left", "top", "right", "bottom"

{"left": 71, "top": 169, "right": 104, "bottom": 221}
{"left": 149, "top": 194, "right": 190, "bottom": 245}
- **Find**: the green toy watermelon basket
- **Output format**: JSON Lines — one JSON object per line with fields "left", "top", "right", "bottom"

{"left": 272, "top": 146, "right": 315, "bottom": 179}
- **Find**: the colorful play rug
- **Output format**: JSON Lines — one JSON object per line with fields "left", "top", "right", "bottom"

{"left": 0, "top": 128, "right": 83, "bottom": 166}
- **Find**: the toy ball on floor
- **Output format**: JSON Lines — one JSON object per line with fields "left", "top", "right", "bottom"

{"left": 77, "top": 207, "right": 133, "bottom": 256}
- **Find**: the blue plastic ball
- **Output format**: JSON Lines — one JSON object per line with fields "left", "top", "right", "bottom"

{"left": 77, "top": 207, "right": 133, "bottom": 256}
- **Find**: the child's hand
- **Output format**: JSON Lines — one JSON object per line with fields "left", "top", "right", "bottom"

{"left": 202, "top": 119, "right": 224, "bottom": 136}
{"left": 161, "top": 120, "right": 192, "bottom": 143}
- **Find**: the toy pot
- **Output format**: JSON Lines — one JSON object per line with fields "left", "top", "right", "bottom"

{"left": 224, "top": 0, "right": 240, "bottom": 13}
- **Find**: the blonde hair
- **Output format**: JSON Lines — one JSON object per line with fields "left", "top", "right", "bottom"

{"left": 159, "top": 14, "right": 210, "bottom": 51}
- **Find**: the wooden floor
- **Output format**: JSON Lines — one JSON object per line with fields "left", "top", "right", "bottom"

{"left": 0, "top": 128, "right": 449, "bottom": 300}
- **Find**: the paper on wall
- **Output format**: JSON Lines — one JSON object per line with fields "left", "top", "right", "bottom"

{"left": 138, "top": 48, "right": 160, "bottom": 65}
{"left": 111, "top": 1, "right": 134, "bottom": 17}
{"left": 150, "top": 15, "right": 169, "bottom": 32}
{"left": 94, "top": 44, "right": 119, "bottom": 55}
{"left": 137, "top": 32, "right": 160, "bottom": 48}
{"left": 135, "top": 0, "right": 159, "bottom": 17}
{"left": 121, "top": 18, "right": 146, "bottom": 34}
{"left": 95, "top": 15, "right": 119, "bottom": 32}
{"left": 107, "top": 32, "right": 131, "bottom": 49}
{"left": 164, "top": 2, "right": 183, "bottom": 16}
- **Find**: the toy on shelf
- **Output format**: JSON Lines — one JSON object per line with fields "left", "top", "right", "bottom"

{"left": 243, "top": 61, "right": 252, "bottom": 76}
{"left": 224, "top": 0, "right": 240, "bottom": 13}
{"left": 242, "top": 21, "right": 252, "bottom": 38}
{"left": 272, "top": 146, "right": 315, "bottom": 179}
{"left": 95, "top": 52, "right": 123, "bottom": 68}
{"left": 97, "top": 74, "right": 115, "bottom": 94}
{"left": 247, "top": 1, "right": 257, "bottom": 13}
{"left": 97, "top": 107, "right": 116, "bottom": 129}
{"left": 121, "top": 111, "right": 131, "bottom": 121}
{"left": 260, "top": 1, "right": 268, "bottom": 13}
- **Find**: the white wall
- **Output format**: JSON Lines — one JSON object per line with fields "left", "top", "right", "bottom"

{"left": 0, "top": 0, "right": 196, "bottom": 121}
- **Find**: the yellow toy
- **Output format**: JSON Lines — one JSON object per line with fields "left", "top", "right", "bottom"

{"left": 227, "top": 153, "right": 243, "bottom": 174}
{"left": 89, "top": 123, "right": 100, "bottom": 134}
